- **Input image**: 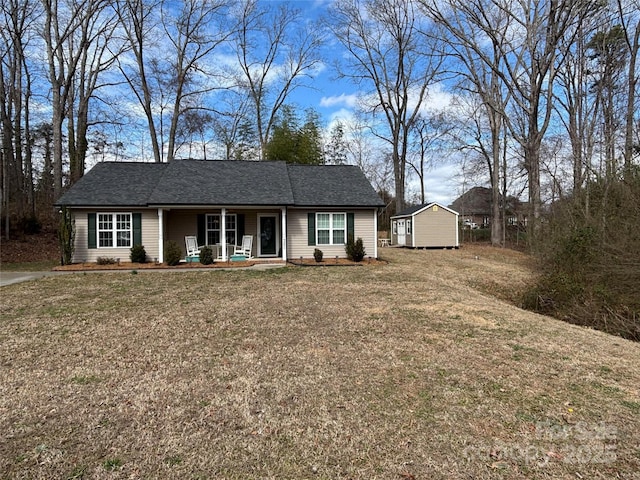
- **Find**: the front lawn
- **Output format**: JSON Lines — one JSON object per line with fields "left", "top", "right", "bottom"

{"left": 1, "top": 246, "right": 638, "bottom": 479}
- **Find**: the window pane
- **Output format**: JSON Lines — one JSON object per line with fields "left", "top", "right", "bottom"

{"left": 116, "top": 214, "right": 130, "bottom": 230}
{"left": 226, "top": 231, "right": 236, "bottom": 245}
{"left": 207, "top": 231, "right": 220, "bottom": 245}
{"left": 207, "top": 215, "right": 219, "bottom": 230}
{"left": 333, "top": 230, "right": 345, "bottom": 244}
{"left": 317, "top": 213, "right": 330, "bottom": 229}
{"left": 117, "top": 231, "right": 130, "bottom": 247}
{"left": 99, "top": 231, "right": 112, "bottom": 247}
{"left": 317, "top": 230, "right": 330, "bottom": 244}
{"left": 99, "top": 214, "right": 112, "bottom": 230}
{"left": 333, "top": 213, "right": 345, "bottom": 229}
{"left": 226, "top": 215, "right": 236, "bottom": 230}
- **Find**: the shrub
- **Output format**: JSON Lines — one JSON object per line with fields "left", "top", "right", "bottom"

{"left": 200, "top": 245, "right": 214, "bottom": 265}
{"left": 96, "top": 257, "right": 116, "bottom": 265}
{"left": 313, "top": 248, "right": 323, "bottom": 262}
{"left": 164, "top": 240, "right": 182, "bottom": 266}
{"left": 130, "top": 244, "right": 147, "bottom": 263}
{"left": 22, "top": 215, "right": 42, "bottom": 235}
{"left": 345, "top": 236, "right": 366, "bottom": 262}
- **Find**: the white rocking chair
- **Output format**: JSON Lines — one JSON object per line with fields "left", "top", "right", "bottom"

{"left": 184, "top": 235, "right": 203, "bottom": 260}
{"left": 233, "top": 235, "right": 253, "bottom": 258}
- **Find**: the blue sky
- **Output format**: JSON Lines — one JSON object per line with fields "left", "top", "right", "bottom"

{"left": 279, "top": 1, "right": 464, "bottom": 206}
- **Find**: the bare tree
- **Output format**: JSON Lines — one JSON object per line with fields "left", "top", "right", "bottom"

{"left": 232, "top": 0, "right": 324, "bottom": 160}
{"left": 616, "top": 0, "right": 640, "bottom": 177}
{"left": 1, "top": 0, "right": 40, "bottom": 235}
{"left": 554, "top": 11, "right": 600, "bottom": 195}
{"left": 422, "top": 0, "right": 514, "bottom": 245}
{"left": 116, "top": 0, "right": 230, "bottom": 163}
{"left": 328, "top": 0, "right": 445, "bottom": 212}
{"left": 407, "top": 112, "right": 454, "bottom": 204}
{"left": 425, "top": 0, "right": 587, "bottom": 244}
{"left": 114, "top": 0, "right": 162, "bottom": 162}
{"left": 65, "top": 2, "right": 122, "bottom": 184}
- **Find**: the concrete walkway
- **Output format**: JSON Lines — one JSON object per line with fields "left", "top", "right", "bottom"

{"left": 0, "top": 263, "right": 287, "bottom": 287}
{"left": 0, "top": 271, "right": 71, "bottom": 287}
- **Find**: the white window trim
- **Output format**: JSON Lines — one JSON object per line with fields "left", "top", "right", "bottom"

{"left": 97, "top": 212, "right": 132, "bottom": 248}
{"left": 316, "top": 212, "right": 347, "bottom": 245}
{"left": 206, "top": 213, "right": 237, "bottom": 246}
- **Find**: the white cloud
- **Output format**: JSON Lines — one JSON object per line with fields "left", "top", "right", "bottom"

{"left": 320, "top": 92, "right": 359, "bottom": 108}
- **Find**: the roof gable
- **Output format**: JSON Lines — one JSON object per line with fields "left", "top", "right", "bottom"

{"left": 392, "top": 202, "right": 458, "bottom": 218}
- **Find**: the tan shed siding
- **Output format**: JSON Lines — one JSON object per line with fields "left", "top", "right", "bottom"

{"left": 72, "top": 209, "right": 159, "bottom": 263}
{"left": 414, "top": 206, "right": 458, "bottom": 247}
{"left": 287, "top": 209, "right": 376, "bottom": 259}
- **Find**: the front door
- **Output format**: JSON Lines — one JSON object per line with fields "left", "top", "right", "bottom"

{"left": 397, "top": 219, "right": 406, "bottom": 246}
{"left": 259, "top": 215, "right": 278, "bottom": 256}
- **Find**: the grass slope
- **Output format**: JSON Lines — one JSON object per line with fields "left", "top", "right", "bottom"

{"left": 1, "top": 246, "right": 638, "bottom": 479}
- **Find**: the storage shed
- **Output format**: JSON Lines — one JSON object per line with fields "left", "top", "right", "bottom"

{"left": 390, "top": 203, "right": 459, "bottom": 248}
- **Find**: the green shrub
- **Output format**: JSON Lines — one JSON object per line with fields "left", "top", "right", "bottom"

{"left": 345, "top": 236, "right": 366, "bottom": 262}
{"left": 164, "top": 240, "right": 182, "bottom": 266}
{"left": 130, "top": 244, "right": 147, "bottom": 263}
{"left": 313, "top": 248, "right": 323, "bottom": 262}
{"left": 200, "top": 245, "right": 214, "bottom": 265}
{"left": 96, "top": 257, "right": 116, "bottom": 265}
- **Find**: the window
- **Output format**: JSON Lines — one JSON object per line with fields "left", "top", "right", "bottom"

{"left": 206, "top": 214, "right": 237, "bottom": 245}
{"left": 392, "top": 220, "right": 397, "bottom": 235}
{"left": 407, "top": 219, "right": 412, "bottom": 234}
{"left": 316, "top": 212, "right": 346, "bottom": 245}
{"left": 98, "top": 213, "right": 131, "bottom": 247}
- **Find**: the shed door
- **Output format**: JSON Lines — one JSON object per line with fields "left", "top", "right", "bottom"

{"left": 397, "top": 219, "right": 406, "bottom": 246}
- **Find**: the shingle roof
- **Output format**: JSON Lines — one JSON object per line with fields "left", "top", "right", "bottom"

{"left": 148, "top": 160, "right": 294, "bottom": 205}
{"left": 55, "top": 162, "right": 169, "bottom": 206}
{"left": 56, "top": 160, "right": 383, "bottom": 208}
{"left": 287, "top": 164, "right": 384, "bottom": 207}
{"left": 392, "top": 202, "right": 458, "bottom": 218}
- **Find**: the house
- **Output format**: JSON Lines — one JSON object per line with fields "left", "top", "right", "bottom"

{"left": 390, "top": 203, "right": 459, "bottom": 248}
{"left": 449, "top": 186, "right": 528, "bottom": 228}
{"left": 55, "top": 160, "right": 384, "bottom": 263}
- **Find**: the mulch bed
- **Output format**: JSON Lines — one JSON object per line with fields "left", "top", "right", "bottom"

{"left": 52, "top": 260, "right": 278, "bottom": 271}
{"left": 52, "top": 258, "right": 385, "bottom": 271}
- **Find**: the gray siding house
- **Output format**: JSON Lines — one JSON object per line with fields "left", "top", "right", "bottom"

{"left": 56, "top": 160, "right": 384, "bottom": 263}
{"left": 390, "top": 203, "right": 459, "bottom": 248}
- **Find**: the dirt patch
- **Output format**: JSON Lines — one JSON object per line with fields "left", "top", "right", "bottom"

{"left": 0, "top": 228, "right": 59, "bottom": 264}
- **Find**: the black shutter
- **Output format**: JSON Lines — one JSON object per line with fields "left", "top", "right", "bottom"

{"left": 347, "top": 212, "right": 355, "bottom": 242}
{"left": 237, "top": 213, "right": 245, "bottom": 242}
{"left": 133, "top": 213, "right": 142, "bottom": 246}
{"left": 88, "top": 213, "right": 97, "bottom": 249}
{"left": 197, "top": 214, "right": 206, "bottom": 245}
{"left": 307, "top": 212, "right": 315, "bottom": 246}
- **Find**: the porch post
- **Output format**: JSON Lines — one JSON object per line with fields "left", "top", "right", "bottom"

{"left": 221, "top": 207, "right": 227, "bottom": 261}
{"left": 373, "top": 208, "right": 378, "bottom": 259}
{"left": 281, "top": 207, "right": 287, "bottom": 261}
{"left": 157, "top": 208, "right": 164, "bottom": 263}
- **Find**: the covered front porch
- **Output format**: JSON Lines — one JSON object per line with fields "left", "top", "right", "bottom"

{"left": 157, "top": 207, "right": 288, "bottom": 263}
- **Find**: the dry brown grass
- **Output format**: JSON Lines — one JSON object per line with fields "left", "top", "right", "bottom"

{"left": 1, "top": 245, "right": 639, "bottom": 479}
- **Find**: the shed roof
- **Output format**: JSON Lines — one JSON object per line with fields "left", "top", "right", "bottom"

{"left": 392, "top": 202, "right": 458, "bottom": 218}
